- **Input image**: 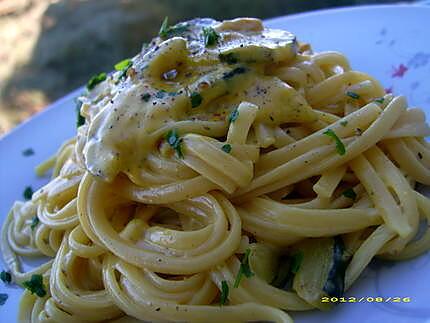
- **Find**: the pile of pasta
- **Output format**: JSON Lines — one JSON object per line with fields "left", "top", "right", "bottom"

{"left": 2, "top": 17, "right": 430, "bottom": 323}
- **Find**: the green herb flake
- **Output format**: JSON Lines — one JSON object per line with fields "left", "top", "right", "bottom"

{"left": 222, "top": 66, "right": 247, "bottom": 80}
{"left": 23, "top": 186, "right": 33, "bottom": 201}
{"left": 190, "top": 92, "right": 203, "bottom": 108}
{"left": 0, "top": 293, "right": 8, "bottom": 306}
{"left": 86, "top": 72, "right": 107, "bottom": 90}
{"left": 202, "top": 27, "right": 220, "bottom": 47}
{"left": 23, "top": 274, "right": 46, "bottom": 297}
{"left": 290, "top": 251, "right": 304, "bottom": 274}
{"left": 323, "top": 129, "right": 346, "bottom": 155}
{"left": 114, "top": 58, "right": 132, "bottom": 71}
{"left": 374, "top": 97, "right": 385, "bottom": 104}
{"left": 220, "top": 280, "right": 229, "bottom": 305}
{"left": 115, "top": 58, "right": 133, "bottom": 80}
{"left": 165, "top": 129, "right": 183, "bottom": 158}
{"left": 228, "top": 108, "right": 239, "bottom": 123}
{"left": 159, "top": 17, "right": 169, "bottom": 38}
{"left": 340, "top": 120, "right": 348, "bottom": 127}
{"left": 342, "top": 188, "right": 357, "bottom": 200}
{"left": 234, "top": 248, "right": 254, "bottom": 288}
{"left": 346, "top": 91, "right": 360, "bottom": 100}
{"left": 219, "top": 52, "right": 238, "bottom": 65}
{"left": 159, "top": 17, "right": 189, "bottom": 39}
{"left": 141, "top": 93, "right": 151, "bottom": 102}
{"left": 76, "top": 100, "right": 85, "bottom": 127}
{"left": 31, "top": 216, "right": 40, "bottom": 231}
{"left": 0, "top": 271, "right": 11, "bottom": 284}
{"left": 221, "top": 144, "right": 232, "bottom": 154}
{"left": 22, "top": 148, "right": 35, "bottom": 156}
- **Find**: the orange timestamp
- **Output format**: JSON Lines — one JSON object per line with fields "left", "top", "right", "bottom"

{"left": 321, "top": 296, "right": 411, "bottom": 303}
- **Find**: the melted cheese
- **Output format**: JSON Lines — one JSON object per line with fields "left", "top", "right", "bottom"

{"left": 78, "top": 18, "right": 317, "bottom": 181}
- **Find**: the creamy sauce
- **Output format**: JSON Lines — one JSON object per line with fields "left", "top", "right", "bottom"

{"left": 78, "top": 18, "right": 317, "bottom": 181}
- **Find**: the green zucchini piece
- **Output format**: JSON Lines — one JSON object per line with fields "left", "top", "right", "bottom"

{"left": 248, "top": 243, "right": 279, "bottom": 283}
{"left": 292, "top": 237, "right": 348, "bottom": 310}
{"left": 271, "top": 251, "right": 305, "bottom": 291}
{"left": 323, "top": 236, "right": 347, "bottom": 298}
{"left": 218, "top": 29, "right": 297, "bottom": 65}
{"left": 271, "top": 256, "right": 292, "bottom": 290}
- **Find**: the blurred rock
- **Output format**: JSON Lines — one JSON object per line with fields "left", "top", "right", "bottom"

{"left": 0, "top": 0, "right": 31, "bottom": 16}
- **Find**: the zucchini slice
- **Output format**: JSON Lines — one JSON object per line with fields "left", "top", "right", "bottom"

{"left": 292, "top": 237, "right": 348, "bottom": 310}
{"left": 248, "top": 242, "right": 279, "bottom": 283}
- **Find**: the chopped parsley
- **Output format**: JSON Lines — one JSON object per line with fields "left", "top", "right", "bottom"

{"left": 228, "top": 108, "right": 239, "bottom": 123}
{"left": 340, "top": 120, "right": 348, "bottom": 127}
{"left": 76, "top": 100, "right": 85, "bottom": 127}
{"left": 141, "top": 93, "right": 151, "bottom": 102}
{"left": 86, "top": 72, "right": 107, "bottom": 90}
{"left": 0, "top": 293, "right": 7, "bottom": 306}
{"left": 234, "top": 248, "right": 254, "bottom": 288}
{"left": 31, "top": 216, "right": 40, "bottom": 231}
{"left": 22, "top": 148, "right": 34, "bottom": 156}
{"left": 159, "top": 17, "right": 169, "bottom": 38}
{"left": 159, "top": 17, "right": 189, "bottom": 39}
{"left": 290, "top": 251, "right": 304, "bottom": 274}
{"left": 0, "top": 271, "right": 11, "bottom": 284}
{"left": 374, "top": 97, "right": 385, "bottom": 104}
{"left": 23, "top": 186, "right": 33, "bottom": 201}
{"left": 342, "top": 188, "right": 357, "bottom": 200}
{"left": 190, "top": 92, "right": 203, "bottom": 108}
{"left": 23, "top": 274, "right": 46, "bottom": 297}
{"left": 219, "top": 52, "right": 238, "bottom": 65}
{"left": 114, "top": 58, "right": 132, "bottom": 80}
{"left": 221, "top": 144, "right": 232, "bottom": 153}
{"left": 222, "top": 67, "right": 247, "bottom": 80}
{"left": 220, "top": 280, "right": 229, "bottom": 305}
{"left": 346, "top": 91, "right": 360, "bottom": 99}
{"left": 114, "top": 58, "right": 132, "bottom": 71}
{"left": 165, "top": 129, "right": 183, "bottom": 158}
{"left": 323, "top": 129, "right": 346, "bottom": 156}
{"left": 202, "top": 27, "right": 220, "bottom": 47}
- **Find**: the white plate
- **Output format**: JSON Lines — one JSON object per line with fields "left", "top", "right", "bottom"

{"left": 1, "top": 4, "right": 430, "bottom": 322}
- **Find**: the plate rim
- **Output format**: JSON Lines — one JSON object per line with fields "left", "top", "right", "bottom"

{"left": 264, "top": 3, "right": 430, "bottom": 25}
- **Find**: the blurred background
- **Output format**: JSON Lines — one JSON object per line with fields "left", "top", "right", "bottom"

{"left": 0, "top": 0, "right": 413, "bottom": 134}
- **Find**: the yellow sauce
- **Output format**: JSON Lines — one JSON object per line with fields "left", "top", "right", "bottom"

{"left": 78, "top": 18, "right": 317, "bottom": 181}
